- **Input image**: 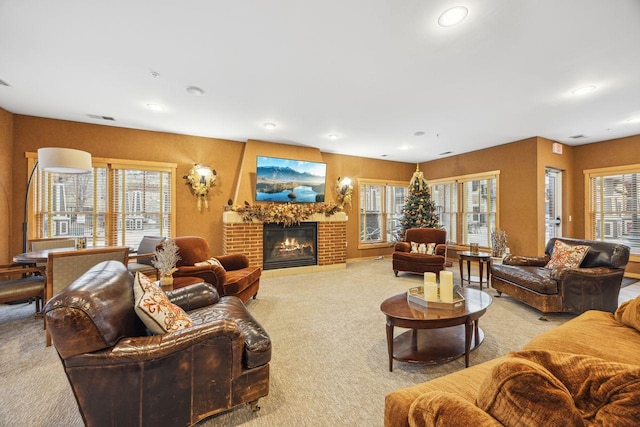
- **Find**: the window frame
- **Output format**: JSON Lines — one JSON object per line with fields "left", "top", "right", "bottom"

{"left": 584, "top": 163, "right": 640, "bottom": 260}
{"left": 26, "top": 153, "right": 177, "bottom": 247}
{"left": 358, "top": 178, "right": 408, "bottom": 249}
{"left": 428, "top": 170, "right": 500, "bottom": 250}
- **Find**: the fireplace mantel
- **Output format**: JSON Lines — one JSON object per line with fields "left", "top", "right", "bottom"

{"left": 222, "top": 211, "right": 347, "bottom": 277}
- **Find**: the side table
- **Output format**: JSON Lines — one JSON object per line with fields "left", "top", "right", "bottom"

{"left": 458, "top": 251, "right": 492, "bottom": 290}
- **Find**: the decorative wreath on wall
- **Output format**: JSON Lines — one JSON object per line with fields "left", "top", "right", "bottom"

{"left": 184, "top": 164, "right": 217, "bottom": 211}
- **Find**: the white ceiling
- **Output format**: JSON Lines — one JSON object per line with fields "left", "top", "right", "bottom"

{"left": 1, "top": 0, "right": 639, "bottom": 163}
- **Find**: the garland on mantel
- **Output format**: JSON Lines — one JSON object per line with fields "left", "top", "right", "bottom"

{"left": 225, "top": 201, "right": 343, "bottom": 227}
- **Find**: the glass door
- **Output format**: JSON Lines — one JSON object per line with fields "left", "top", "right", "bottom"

{"left": 545, "top": 168, "right": 562, "bottom": 240}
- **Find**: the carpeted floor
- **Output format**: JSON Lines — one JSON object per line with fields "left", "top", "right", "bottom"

{"left": 1, "top": 258, "right": 631, "bottom": 427}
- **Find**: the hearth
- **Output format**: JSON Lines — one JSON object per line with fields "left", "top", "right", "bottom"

{"left": 263, "top": 222, "right": 317, "bottom": 270}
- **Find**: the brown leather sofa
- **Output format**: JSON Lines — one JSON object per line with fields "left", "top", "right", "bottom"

{"left": 392, "top": 228, "right": 447, "bottom": 277}
{"left": 491, "top": 237, "right": 630, "bottom": 318}
{"left": 44, "top": 260, "right": 271, "bottom": 427}
{"left": 172, "top": 236, "right": 261, "bottom": 303}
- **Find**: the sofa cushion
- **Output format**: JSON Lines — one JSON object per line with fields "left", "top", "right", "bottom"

{"left": 409, "top": 391, "right": 501, "bottom": 427}
{"left": 133, "top": 272, "right": 194, "bottom": 334}
{"left": 410, "top": 242, "right": 418, "bottom": 253}
{"left": 477, "top": 350, "right": 640, "bottom": 426}
{"left": 392, "top": 251, "right": 446, "bottom": 265}
{"left": 222, "top": 266, "right": 262, "bottom": 296}
{"left": 490, "top": 265, "right": 558, "bottom": 294}
{"left": 615, "top": 295, "right": 640, "bottom": 332}
{"left": 194, "top": 257, "right": 224, "bottom": 268}
{"left": 545, "top": 240, "right": 590, "bottom": 269}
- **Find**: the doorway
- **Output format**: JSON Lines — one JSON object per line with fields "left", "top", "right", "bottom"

{"left": 545, "top": 168, "right": 562, "bottom": 241}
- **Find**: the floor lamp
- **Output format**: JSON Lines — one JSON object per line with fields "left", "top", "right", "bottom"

{"left": 22, "top": 148, "right": 93, "bottom": 253}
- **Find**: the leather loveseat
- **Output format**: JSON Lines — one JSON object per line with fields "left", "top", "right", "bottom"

{"left": 491, "top": 237, "right": 630, "bottom": 319}
{"left": 44, "top": 260, "right": 271, "bottom": 426}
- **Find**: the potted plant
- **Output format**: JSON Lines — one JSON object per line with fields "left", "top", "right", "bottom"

{"left": 152, "top": 238, "right": 181, "bottom": 287}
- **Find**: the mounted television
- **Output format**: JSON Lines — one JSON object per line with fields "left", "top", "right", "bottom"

{"left": 255, "top": 156, "right": 327, "bottom": 203}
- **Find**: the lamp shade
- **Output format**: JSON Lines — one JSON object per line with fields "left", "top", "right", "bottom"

{"left": 37, "top": 147, "right": 92, "bottom": 173}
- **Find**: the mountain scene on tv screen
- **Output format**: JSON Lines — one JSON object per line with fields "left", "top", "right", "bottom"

{"left": 256, "top": 166, "right": 325, "bottom": 202}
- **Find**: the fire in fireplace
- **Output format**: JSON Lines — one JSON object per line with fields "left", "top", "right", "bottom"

{"left": 263, "top": 222, "right": 318, "bottom": 270}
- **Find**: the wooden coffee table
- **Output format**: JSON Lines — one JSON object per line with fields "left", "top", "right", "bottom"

{"left": 380, "top": 287, "right": 492, "bottom": 371}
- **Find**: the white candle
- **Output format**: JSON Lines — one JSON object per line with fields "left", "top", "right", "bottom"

{"left": 440, "top": 271, "right": 454, "bottom": 303}
{"left": 424, "top": 283, "right": 438, "bottom": 302}
{"left": 423, "top": 272, "right": 436, "bottom": 284}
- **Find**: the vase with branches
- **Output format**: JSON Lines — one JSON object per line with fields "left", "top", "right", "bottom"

{"left": 491, "top": 229, "right": 508, "bottom": 258}
{"left": 152, "top": 238, "right": 181, "bottom": 286}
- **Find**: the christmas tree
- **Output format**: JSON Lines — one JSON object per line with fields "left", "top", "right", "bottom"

{"left": 399, "top": 165, "right": 439, "bottom": 241}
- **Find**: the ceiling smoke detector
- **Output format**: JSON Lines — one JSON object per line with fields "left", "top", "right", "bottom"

{"left": 569, "top": 134, "right": 587, "bottom": 139}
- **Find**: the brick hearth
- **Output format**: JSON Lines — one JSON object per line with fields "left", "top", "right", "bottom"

{"left": 222, "top": 211, "right": 347, "bottom": 272}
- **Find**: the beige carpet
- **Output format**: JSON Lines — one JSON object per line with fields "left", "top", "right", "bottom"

{"left": 0, "top": 258, "right": 579, "bottom": 427}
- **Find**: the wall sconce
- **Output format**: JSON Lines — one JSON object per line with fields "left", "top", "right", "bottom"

{"left": 335, "top": 176, "right": 353, "bottom": 209}
{"left": 184, "top": 163, "right": 217, "bottom": 211}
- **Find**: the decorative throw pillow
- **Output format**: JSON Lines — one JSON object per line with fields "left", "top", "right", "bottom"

{"left": 410, "top": 242, "right": 418, "bottom": 253}
{"left": 133, "top": 272, "right": 194, "bottom": 334}
{"left": 544, "top": 240, "right": 590, "bottom": 269}
{"left": 615, "top": 295, "right": 640, "bottom": 332}
{"left": 194, "top": 257, "right": 223, "bottom": 268}
{"left": 426, "top": 243, "right": 436, "bottom": 255}
{"left": 418, "top": 243, "right": 427, "bottom": 254}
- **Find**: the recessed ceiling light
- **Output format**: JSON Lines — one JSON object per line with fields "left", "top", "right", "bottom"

{"left": 186, "top": 86, "right": 205, "bottom": 96}
{"left": 413, "top": 131, "right": 425, "bottom": 136}
{"left": 571, "top": 85, "right": 597, "bottom": 96}
{"left": 146, "top": 103, "right": 165, "bottom": 111}
{"left": 400, "top": 145, "right": 410, "bottom": 151}
{"left": 150, "top": 71, "right": 160, "bottom": 78}
{"left": 328, "top": 134, "right": 338, "bottom": 140}
{"left": 438, "top": 6, "right": 469, "bottom": 27}
{"left": 263, "top": 122, "right": 276, "bottom": 129}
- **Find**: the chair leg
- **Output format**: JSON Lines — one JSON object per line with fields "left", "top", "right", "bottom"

{"left": 394, "top": 270, "right": 398, "bottom": 277}
{"left": 249, "top": 400, "right": 261, "bottom": 412}
{"left": 253, "top": 292, "right": 258, "bottom": 300}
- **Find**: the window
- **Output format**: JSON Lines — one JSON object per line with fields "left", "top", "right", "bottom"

{"left": 429, "top": 171, "right": 499, "bottom": 248}
{"left": 359, "top": 179, "right": 407, "bottom": 247}
{"left": 586, "top": 165, "right": 640, "bottom": 255}
{"left": 29, "top": 155, "right": 176, "bottom": 249}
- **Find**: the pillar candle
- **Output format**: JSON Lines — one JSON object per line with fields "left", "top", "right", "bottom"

{"left": 424, "top": 283, "right": 438, "bottom": 302}
{"left": 439, "top": 271, "right": 454, "bottom": 303}
{"left": 423, "top": 272, "right": 436, "bottom": 284}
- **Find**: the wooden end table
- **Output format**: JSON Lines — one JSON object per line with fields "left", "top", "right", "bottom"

{"left": 380, "top": 288, "right": 492, "bottom": 371}
{"left": 458, "top": 251, "right": 492, "bottom": 290}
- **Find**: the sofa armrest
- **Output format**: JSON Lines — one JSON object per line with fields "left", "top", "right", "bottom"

{"left": 166, "top": 282, "right": 219, "bottom": 311}
{"left": 216, "top": 253, "right": 250, "bottom": 270}
{"left": 551, "top": 267, "right": 625, "bottom": 313}
{"left": 395, "top": 242, "right": 411, "bottom": 252}
{"left": 549, "top": 266, "right": 620, "bottom": 281}
{"left": 173, "top": 264, "right": 226, "bottom": 287}
{"left": 435, "top": 243, "right": 447, "bottom": 257}
{"left": 64, "top": 318, "right": 243, "bottom": 367}
{"left": 503, "top": 254, "right": 549, "bottom": 267}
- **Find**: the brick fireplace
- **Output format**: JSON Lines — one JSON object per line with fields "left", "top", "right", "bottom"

{"left": 222, "top": 211, "right": 347, "bottom": 275}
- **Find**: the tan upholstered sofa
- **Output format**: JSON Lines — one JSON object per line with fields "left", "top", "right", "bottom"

{"left": 384, "top": 301, "right": 640, "bottom": 426}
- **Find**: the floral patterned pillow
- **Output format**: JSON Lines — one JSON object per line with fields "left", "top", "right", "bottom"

{"left": 133, "top": 272, "right": 194, "bottom": 334}
{"left": 544, "top": 240, "right": 590, "bottom": 270}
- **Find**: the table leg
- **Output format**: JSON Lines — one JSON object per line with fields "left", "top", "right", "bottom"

{"left": 478, "top": 261, "right": 484, "bottom": 290}
{"left": 464, "top": 319, "right": 472, "bottom": 368}
{"left": 458, "top": 258, "right": 464, "bottom": 286}
{"left": 467, "top": 260, "right": 471, "bottom": 286}
{"left": 474, "top": 319, "right": 480, "bottom": 347}
{"left": 411, "top": 328, "right": 418, "bottom": 351}
{"left": 487, "top": 259, "right": 491, "bottom": 287}
{"left": 386, "top": 318, "right": 394, "bottom": 372}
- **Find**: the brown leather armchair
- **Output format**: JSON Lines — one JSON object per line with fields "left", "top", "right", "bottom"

{"left": 491, "top": 237, "right": 630, "bottom": 319}
{"left": 172, "top": 236, "right": 261, "bottom": 303}
{"left": 44, "top": 260, "right": 271, "bottom": 426}
{"left": 392, "top": 228, "right": 448, "bottom": 277}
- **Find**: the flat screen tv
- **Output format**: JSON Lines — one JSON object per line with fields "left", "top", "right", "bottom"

{"left": 255, "top": 156, "right": 327, "bottom": 203}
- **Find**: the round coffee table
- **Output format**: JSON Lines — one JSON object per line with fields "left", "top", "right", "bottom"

{"left": 380, "top": 287, "right": 492, "bottom": 371}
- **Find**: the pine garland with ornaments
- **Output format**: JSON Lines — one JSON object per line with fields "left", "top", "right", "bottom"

{"left": 398, "top": 165, "right": 440, "bottom": 241}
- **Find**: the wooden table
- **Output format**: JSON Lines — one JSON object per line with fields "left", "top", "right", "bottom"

{"left": 458, "top": 251, "right": 492, "bottom": 290}
{"left": 380, "top": 288, "right": 492, "bottom": 371}
{"left": 13, "top": 247, "right": 82, "bottom": 265}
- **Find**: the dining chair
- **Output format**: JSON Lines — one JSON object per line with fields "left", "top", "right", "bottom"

{"left": 45, "top": 246, "right": 130, "bottom": 346}
{"left": 127, "top": 236, "right": 165, "bottom": 280}
{"left": 28, "top": 238, "right": 76, "bottom": 267}
{"left": 0, "top": 263, "right": 45, "bottom": 315}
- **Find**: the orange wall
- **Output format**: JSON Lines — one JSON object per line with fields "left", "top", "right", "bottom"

{"left": 420, "top": 137, "right": 540, "bottom": 256}
{"left": 0, "top": 108, "right": 13, "bottom": 263}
